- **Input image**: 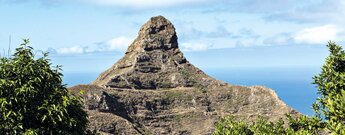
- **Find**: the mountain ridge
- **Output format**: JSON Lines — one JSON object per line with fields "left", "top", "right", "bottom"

{"left": 70, "top": 15, "right": 299, "bottom": 135}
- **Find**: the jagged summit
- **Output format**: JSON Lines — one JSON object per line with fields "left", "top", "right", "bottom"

{"left": 92, "top": 16, "right": 219, "bottom": 89}
{"left": 127, "top": 15, "right": 179, "bottom": 52}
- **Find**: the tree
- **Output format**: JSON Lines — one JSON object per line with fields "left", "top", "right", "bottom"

{"left": 313, "top": 41, "right": 345, "bottom": 134}
{"left": 0, "top": 39, "right": 88, "bottom": 134}
{"left": 213, "top": 41, "right": 345, "bottom": 134}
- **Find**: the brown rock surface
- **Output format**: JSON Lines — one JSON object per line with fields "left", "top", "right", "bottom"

{"left": 70, "top": 16, "right": 299, "bottom": 135}
{"left": 91, "top": 15, "right": 218, "bottom": 90}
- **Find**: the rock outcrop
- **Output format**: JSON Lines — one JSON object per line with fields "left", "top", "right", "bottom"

{"left": 69, "top": 16, "right": 298, "bottom": 135}
{"left": 92, "top": 15, "right": 217, "bottom": 90}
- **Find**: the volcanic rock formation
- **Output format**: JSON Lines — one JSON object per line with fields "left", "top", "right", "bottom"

{"left": 70, "top": 16, "right": 298, "bottom": 135}
{"left": 92, "top": 15, "right": 217, "bottom": 90}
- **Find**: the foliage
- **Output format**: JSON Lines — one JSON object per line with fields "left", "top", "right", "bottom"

{"left": 313, "top": 41, "right": 345, "bottom": 134}
{"left": 250, "top": 117, "right": 287, "bottom": 134}
{"left": 214, "top": 41, "right": 345, "bottom": 134}
{"left": 0, "top": 39, "right": 88, "bottom": 134}
{"left": 213, "top": 115, "right": 324, "bottom": 135}
{"left": 286, "top": 114, "right": 324, "bottom": 134}
{"left": 213, "top": 116, "right": 253, "bottom": 135}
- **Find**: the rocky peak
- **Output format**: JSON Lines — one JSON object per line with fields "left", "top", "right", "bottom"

{"left": 92, "top": 16, "right": 218, "bottom": 89}
{"left": 127, "top": 15, "right": 178, "bottom": 52}
{"left": 73, "top": 16, "right": 298, "bottom": 135}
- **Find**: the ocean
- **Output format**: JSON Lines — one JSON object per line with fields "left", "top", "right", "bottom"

{"left": 62, "top": 67, "right": 319, "bottom": 116}
{"left": 205, "top": 67, "right": 319, "bottom": 116}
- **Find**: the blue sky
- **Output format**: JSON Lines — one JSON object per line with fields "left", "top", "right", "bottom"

{"left": 0, "top": 0, "right": 345, "bottom": 72}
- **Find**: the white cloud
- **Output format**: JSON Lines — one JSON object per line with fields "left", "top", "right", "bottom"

{"left": 83, "top": 0, "right": 207, "bottom": 8}
{"left": 51, "top": 36, "right": 133, "bottom": 55}
{"left": 106, "top": 36, "right": 132, "bottom": 51}
{"left": 263, "top": 33, "right": 293, "bottom": 46}
{"left": 265, "top": 0, "right": 345, "bottom": 23}
{"left": 56, "top": 46, "right": 86, "bottom": 54}
{"left": 180, "top": 43, "right": 212, "bottom": 51}
{"left": 293, "top": 24, "right": 340, "bottom": 44}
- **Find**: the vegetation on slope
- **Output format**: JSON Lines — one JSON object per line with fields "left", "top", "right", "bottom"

{"left": 214, "top": 41, "right": 345, "bottom": 135}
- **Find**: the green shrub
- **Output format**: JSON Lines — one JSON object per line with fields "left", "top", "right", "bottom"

{"left": 0, "top": 39, "right": 88, "bottom": 134}
{"left": 213, "top": 115, "right": 323, "bottom": 135}
{"left": 213, "top": 116, "right": 252, "bottom": 135}
{"left": 250, "top": 117, "right": 286, "bottom": 134}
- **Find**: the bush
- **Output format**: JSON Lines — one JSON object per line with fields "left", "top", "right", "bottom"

{"left": 213, "top": 115, "right": 322, "bottom": 135}
{"left": 0, "top": 39, "right": 88, "bottom": 134}
{"left": 213, "top": 116, "right": 252, "bottom": 135}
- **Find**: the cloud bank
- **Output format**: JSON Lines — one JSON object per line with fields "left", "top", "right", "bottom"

{"left": 293, "top": 25, "right": 340, "bottom": 44}
{"left": 51, "top": 23, "right": 345, "bottom": 55}
{"left": 49, "top": 36, "right": 132, "bottom": 55}
{"left": 56, "top": 46, "right": 86, "bottom": 54}
{"left": 3, "top": 0, "right": 344, "bottom": 54}
{"left": 82, "top": 0, "right": 209, "bottom": 8}
{"left": 264, "top": 0, "right": 345, "bottom": 23}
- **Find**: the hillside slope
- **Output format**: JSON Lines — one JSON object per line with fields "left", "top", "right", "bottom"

{"left": 69, "top": 16, "right": 298, "bottom": 135}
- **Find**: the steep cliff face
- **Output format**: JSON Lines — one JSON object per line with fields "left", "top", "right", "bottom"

{"left": 92, "top": 15, "right": 218, "bottom": 90}
{"left": 70, "top": 16, "right": 298, "bottom": 135}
